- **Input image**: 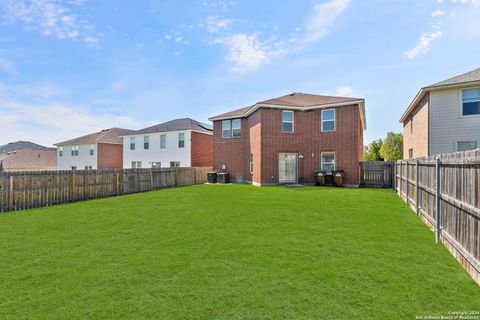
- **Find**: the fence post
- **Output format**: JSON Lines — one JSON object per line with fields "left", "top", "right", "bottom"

{"left": 116, "top": 172, "right": 120, "bottom": 195}
{"left": 435, "top": 157, "right": 441, "bottom": 243}
{"left": 399, "top": 162, "right": 403, "bottom": 199}
{"left": 8, "top": 174, "right": 14, "bottom": 210}
{"left": 415, "top": 159, "right": 420, "bottom": 215}
{"left": 406, "top": 161, "right": 409, "bottom": 204}
{"left": 150, "top": 169, "right": 154, "bottom": 190}
{"left": 70, "top": 170, "right": 77, "bottom": 201}
{"left": 392, "top": 162, "right": 396, "bottom": 191}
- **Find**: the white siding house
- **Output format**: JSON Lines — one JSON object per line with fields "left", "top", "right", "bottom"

{"left": 57, "top": 143, "right": 97, "bottom": 170}
{"left": 430, "top": 88, "right": 480, "bottom": 155}
{"left": 122, "top": 118, "right": 213, "bottom": 169}
{"left": 55, "top": 128, "right": 135, "bottom": 170}
{"left": 123, "top": 130, "right": 192, "bottom": 168}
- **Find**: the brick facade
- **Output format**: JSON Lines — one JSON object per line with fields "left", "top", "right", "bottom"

{"left": 403, "top": 93, "right": 429, "bottom": 158}
{"left": 97, "top": 143, "right": 123, "bottom": 169}
{"left": 213, "top": 105, "right": 364, "bottom": 186}
{"left": 191, "top": 132, "right": 213, "bottom": 167}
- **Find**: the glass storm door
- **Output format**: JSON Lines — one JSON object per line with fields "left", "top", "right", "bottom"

{"left": 278, "top": 153, "right": 298, "bottom": 184}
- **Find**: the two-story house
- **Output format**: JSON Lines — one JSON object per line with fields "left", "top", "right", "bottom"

{"left": 0, "top": 141, "right": 56, "bottom": 171}
{"left": 122, "top": 118, "right": 213, "bottom": 169}
{"left": 208, "top": 92, "right": 366, "bottom": 186}
{"left": 401, "top": 67, "right": 480, "bottom": 158}
{"left": 55, "top": 128, "right": 135, "bottom": 170}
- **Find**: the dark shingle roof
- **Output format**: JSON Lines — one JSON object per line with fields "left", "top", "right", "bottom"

{"left": 0, "top": 141, "right": 54, "bottom": 154}
{"left": 427, "top": 67, "right": 480, "bottom": 89}
{"left": 55, "top": 128, "right": 136, "bottom": 146}
{"left": 209, "top": 92, "right": 363, "bottom": 120}
{"left": 131, "top": 118, "right": 213, "bottom": 135}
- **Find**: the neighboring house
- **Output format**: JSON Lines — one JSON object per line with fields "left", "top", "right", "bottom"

{"left": 122, "top": 118, "right": 213, "bottom": 169}
{"left": 208, "top": 92, "right": 366, "bottom": 186}
{"left": 55, "top": 128, "right": 135, "bottom": 170}
{"left": 400, "top": 67, "right": 480, "bottom": 158}
{"left": 0, "top": 141, "right": 56, "bottom": 171}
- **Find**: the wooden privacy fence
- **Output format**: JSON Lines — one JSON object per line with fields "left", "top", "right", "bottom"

{"left": 394, "top": 149, "right": 480, "bottom": 283}
{"left": 0, "top": 167, "right": 212, "bottom": 213}
{"left": 360, "top": 161, "right": 394, "bottom": 188}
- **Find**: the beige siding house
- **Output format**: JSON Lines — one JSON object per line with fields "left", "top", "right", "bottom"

{"left": 400, "top": 67, "right": 480, "bottom": 158}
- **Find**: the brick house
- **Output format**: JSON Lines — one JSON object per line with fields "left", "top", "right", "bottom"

{"left": 400, "top": 67, "right": 480, "bottom": 158}
{"left": 209, "top": 92, "right": 366, "bottom": 186}
{"left": 55, "top": 128, "right": 135, "bottom": 170}
{"left": 0, "top": 141, "right": 56, "bottom": 171}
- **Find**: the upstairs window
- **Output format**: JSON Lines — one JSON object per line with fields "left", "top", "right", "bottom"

{"left": 71, "top": 145, "right": 79, "bottom": 156}
{"left": 321, "top": 152, "right": 336, "bottom": 173}
{"left": 58, "top": 146, "right": 63, "bottom": 157}
{"left": 457, "top": 141, "right": 478, "bottom": 152}
{"left": 222, "top": 119, "right": 242, "bottom": 138}
{"left": 462, "top": 88, "right": 480, "bottom": 116}
{"left": 160, "top": 135, "right": 166, "bottom": 149}
{"left": 144, "top": 136, "right": 150, "bottom": 150}
{"left": 178, "top": 133, "right": 185, "bottom": 148}
{"left": 232, "top": 119, "right": 241, "bottom": 137}
{"left": 282, "top": 110, "right": 294, "bottom": 133}
{"left": 89, "top": 144, "right": 95, "bottom": 156}
{"left": 130, "top": 137, "right": 135, "bottom": 150}
{"left": 322, "top": 109, "right": 336, "bottom": 132}
{"left": 222, "top": 120, "right": 231, "bottom": 138}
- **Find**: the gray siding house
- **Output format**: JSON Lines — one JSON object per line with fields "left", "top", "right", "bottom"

{"left": 400, "top": 67, "right": 480, "bottom": 158}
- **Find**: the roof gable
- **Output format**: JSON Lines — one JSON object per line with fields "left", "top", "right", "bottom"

{"left": 427, "top": 67, "right": 480, "bottom": 89}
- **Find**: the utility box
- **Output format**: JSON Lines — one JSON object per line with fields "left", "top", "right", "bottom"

{"left": 217, "top": 173, "right": 230, "bottom": 184}
{"left": 207, "top": 172, "right": 218, "bottom": 184}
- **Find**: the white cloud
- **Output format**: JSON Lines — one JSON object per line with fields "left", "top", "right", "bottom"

{"left": 451, "top": 0, "right": 480, "bottom": 5}
{"left": 0, "top": 0, "right": 97, "bottom": 45}
{"left": 201, "top": 16, "right": 233, "bottom": 33}
{"left": 431, "top": 10, "right": 445, "bottom": 17}
{"left": 405, "top": 31, "right": 442, "bottom": 59}
{"left": 213, "top": 33, "right": 286, "bottom": 73}
{"left": 84, "top": 36, "right": 98, "bottom": 46}
{"left": 303, "top": 0, "right": 351, "bottom": 44}
{"left": 0, "top": 99, "right": 138, "bottom": 146}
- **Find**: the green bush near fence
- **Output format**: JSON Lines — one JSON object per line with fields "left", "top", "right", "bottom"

{"left": 0, "top": 185, "right": 478, "bottom": 319}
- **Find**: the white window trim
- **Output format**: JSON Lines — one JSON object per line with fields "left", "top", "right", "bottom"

{"left": 130, "top": 137, "right": 136, "bottom": 150}
{"left": 178, "top": 133, "right": 185, "bottom": 148}
{"left": 321, "top": 152, "right": 336, "bottom": 171}
{"left": 456, "top": 139, "right": 479, "bottom": 152}
{"left": 459, "top": 88, "right": 480, "bottom": 119}
{"left": 232, "top": 119, "right": 242, "bottom": 138}
{"left": 321, "top": 109, "right": 336, "bottom": 132}
{"left": 282, "top": 110, "right": 294, "bottom": 133}
{"left": 160, "top": 134, "right": 166, "bottom": 149}
{"left": 58, "top": 146, "right": 63, "bottom": 157}
{"left": 222, "top": 120, "right": 232, "bottom": 139}
{"left": 89, "top": 144, "right": 95, "bottom": 156}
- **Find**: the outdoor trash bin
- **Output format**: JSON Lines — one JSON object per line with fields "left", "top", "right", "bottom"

{"left": 217, "top": 172, "right": 230, "bottom": 184}
{"left": 207, "top": 172, "right": 218, "bottom": 184}
{"left": 314, "top": 170, "right": 327, "bottom": 186}
{"left": 333, "top": 170, "right": 345, "bottom": 187}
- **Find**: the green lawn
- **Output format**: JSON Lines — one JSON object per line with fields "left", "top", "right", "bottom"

{"left": 0, "top": 185, "right": 478, "bottom": 319}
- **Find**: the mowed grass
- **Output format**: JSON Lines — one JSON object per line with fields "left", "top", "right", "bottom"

{"left": 0, "top": 185, "right": 478, "bottom": 319}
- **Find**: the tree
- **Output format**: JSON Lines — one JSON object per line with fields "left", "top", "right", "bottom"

{"left": 380, "top": 132, "right": 403, "bottom": 160}
{"left": 364, "top": 139, "right": 384, "bottom": 161}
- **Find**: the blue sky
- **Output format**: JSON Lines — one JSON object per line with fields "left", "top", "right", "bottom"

{"left": 0, "top": 0, "right": 479, "bottom": 146}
